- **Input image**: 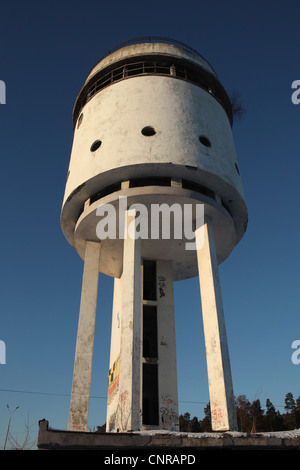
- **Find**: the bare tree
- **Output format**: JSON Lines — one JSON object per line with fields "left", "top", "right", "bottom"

{"left": 5, "top": 409, "right": 36, "bottom": 450}
{"left": 229, "top": 90, "right": 246, "bottom": 123}
{"left": 3, "top": 404, "right": 19, "bottom": 450}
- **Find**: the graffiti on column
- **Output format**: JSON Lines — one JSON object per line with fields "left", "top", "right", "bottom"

{"left": 211, "top": 399, "right": 225, "bottom": 428}
{"left": 107, "top": 353, "right": 120, "bottom": 404}
{"left": 158, "top": 275, "right": 166, "bottom": 298}
{"left": 119, "top": 390, "right": 129, "bottom": 431}
{"left": 160, "top": 393, "right": 179, "bottom": 430}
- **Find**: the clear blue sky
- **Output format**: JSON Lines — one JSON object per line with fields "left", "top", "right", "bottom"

{"left": 0, "top": 0, "right": 300, "bottom": 448}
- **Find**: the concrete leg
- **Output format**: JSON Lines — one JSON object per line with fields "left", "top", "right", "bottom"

{"left": 68, "top": 241, "right": 101, "bottom": 431}
{"left": 196, "top": 221, "right": 237, "bottom": 431}
{"left": 106, "top": 276, "right": 123, "bottom": 432}
{"left": 117, "top": 209, "right": 141, "bottom": 431}
{"left": 156, "top": 260, "right": 179, "bottom": 431}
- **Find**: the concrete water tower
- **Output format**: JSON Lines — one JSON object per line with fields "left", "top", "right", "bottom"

{"left": 61, "top": 38, "right": 248, "bottom": 433}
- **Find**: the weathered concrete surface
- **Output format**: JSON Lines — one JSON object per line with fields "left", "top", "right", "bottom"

{"left": 196, "top": 222, "right": 237, "bottom": 431}
{"left": 38, "top": 420, "right": 300, "bottom": 450}
{"left": 61, "top": 42, "right": 248, "bottom": 269}
{"left": 68, "top": 241, "right": 101, "bottom": 432}
{"left": 116, "top": 209, "right": 141, "bottom": 431}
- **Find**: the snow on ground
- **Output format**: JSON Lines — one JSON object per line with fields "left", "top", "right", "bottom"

{"left": 132, "top": 429, "right": 300, "bottom": 439}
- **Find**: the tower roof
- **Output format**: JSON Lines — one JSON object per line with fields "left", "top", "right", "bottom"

{"left": 89, "top": 37, "right": 217, "bottom": 76}
{"left": 72, "top": 37, "right": 231, "bottom": 129}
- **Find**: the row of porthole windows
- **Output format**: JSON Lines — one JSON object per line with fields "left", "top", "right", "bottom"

{"left": 79, "top": 110, "right": 212, "bottom": 148}
{"left": 88, "top": 128, "right": 240, "bottom": 175}
{"left": 79, "top": 112, "right": 211, "bottom": 146}
{"left": 141, "top": 127, "right": 212, "bottom": 148}
{"left": 89, "top": 127, "right": 212, "bottom": 150}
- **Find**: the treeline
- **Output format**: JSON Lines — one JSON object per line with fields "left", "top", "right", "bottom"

{"left": 179, "top": 392, "right": 300, "bottom": 433}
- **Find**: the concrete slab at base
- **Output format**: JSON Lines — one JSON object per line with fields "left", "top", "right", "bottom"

{"left": 37, "top": 420, "right": 300, "bottom": 450}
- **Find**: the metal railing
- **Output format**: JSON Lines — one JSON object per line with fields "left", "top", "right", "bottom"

{"left": 73, "top": 55, "right": 232, "bottom": 129}
{"left": 85, "top": 60, "right": 187, "bottom": 102}
{"left": 89, "top": 37, "right": 215, "bottom": 74}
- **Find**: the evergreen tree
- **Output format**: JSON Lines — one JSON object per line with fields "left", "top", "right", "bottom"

{"left": 236, "top": 395, "right": 251, "bottom": 432}
{"left": 190, "top": 416, "right": 201, "bottom": 432}
{"left": 265, "top": 399, "right": 277, "bottom": 431}
{"left": 274, "top": 410, "right": 285, "bottom": 431}
{"left": 284, "top": 392, "right": 296, "bottom": 412}
{"left": 250, "top": 399, "right": 264, "bottom": 433}
{"left": 296, "top": 396, "right": 300, "bottom": 413}
{"left": 179, "top": 412, "right": 191, "bottom": 432}
{"left": 178, "top": 392, "right": 300, "bottom": 434}
{"left": 284, "top": 392, "right": 298, "bottom": 429}
{"left": 201, "top": 402, "right": 212, "bottom": 432}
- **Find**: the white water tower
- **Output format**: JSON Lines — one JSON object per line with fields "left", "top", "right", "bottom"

{"left": 61, "top": 38, "right": 248, "bottom": 433}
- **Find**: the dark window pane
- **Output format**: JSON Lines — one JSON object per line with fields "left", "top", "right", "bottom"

{"left": 143, "top": 305, "right": 157, "bottom": 358}
{"left": 143, "top": 260, "right": 156, "bottom": 301}
{"left": 143, "top": 364, "right": 159, "bottom": 425}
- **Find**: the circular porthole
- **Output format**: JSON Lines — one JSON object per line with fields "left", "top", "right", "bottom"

{"left": 199, "top": 135, "right": 211, "bottom": 147}
{"left": 90, "top": 140, "right": 102, "bottom": 152}
{"left": 141, "top": 126, "right": 156, "bottom": 136}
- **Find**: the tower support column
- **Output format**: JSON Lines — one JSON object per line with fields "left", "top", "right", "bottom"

{"left": 68, "top": 241, "right": 101, "bottom": 431}
{"left": 156, "top": 260, "right": 179, "bottom": 431}
{"left": 196, "top": 221, "right": 237, "bottom": 431}
{"left": 117, "top": 209, "right": 142, "bottom": 431}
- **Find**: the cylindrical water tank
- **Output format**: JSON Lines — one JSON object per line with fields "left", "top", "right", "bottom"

{"left": 61, "top": 38, "right": 248, "bottom": 280}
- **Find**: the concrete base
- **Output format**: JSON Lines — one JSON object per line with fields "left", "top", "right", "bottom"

{"left": 38, "top": 420, "right": 300, "bottom": 450}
